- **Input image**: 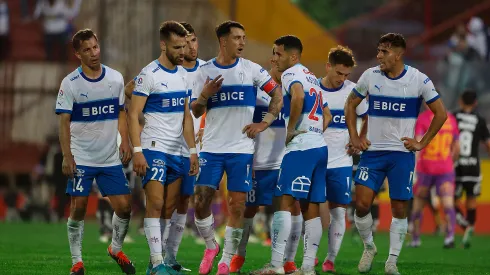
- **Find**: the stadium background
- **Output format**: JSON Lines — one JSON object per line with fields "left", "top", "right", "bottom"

{"left": 1, "top": 0, "right": 490, "bottom": 239}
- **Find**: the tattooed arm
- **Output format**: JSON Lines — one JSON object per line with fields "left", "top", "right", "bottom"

{"left": 267, "top": 86, "right": 283, "bottom": 118}
{"left": 345, "top": 91, "right": 370, "bottom": 151}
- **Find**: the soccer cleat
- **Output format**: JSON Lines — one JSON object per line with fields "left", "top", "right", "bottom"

{"left": 249, "top": 263, "right": 286, "bottom": 275}
{"left": 384, "top": 262, "right": 400, "bottom": 275}
{"left": 70, "top": 262, "right": 85, "bottom": 275}
{"left": 108, "top": 245, "right": 136, "bottom": 274}
{"left": 217, "top": 263, "right": 230, "bottom": 275}
{"left": 229, "top": 255, "right": 245, "bottom": 273}
{"left": 148, "top": 263, "right": 184, "bottom": 275}
{"left": 462, "top": 226, "right": 474, "bottom": 248}
{"left": 443, "top": 241, "right": 455, "bottom": 249}
{"left": 322, "top": 260, "right": 335, "bottom": 273}
{"left": 290, "top": 266, "right": 317, "bottom": 275}
{"left": 199, "top": 242, "right": 220, "bottom": 275}
{"left": 314, "top": 258, "right": 319, "bottom": 266}
{"left": 283, "top": 261, "right": 298, "bottom": 274}
{"left": 358, "top": 242, "right": 377, "bottom": 273}
{"left": 164, "top": 254, "right": 189, "bottom": 272}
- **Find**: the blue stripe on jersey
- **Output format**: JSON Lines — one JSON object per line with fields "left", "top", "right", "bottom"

{"left": 368, "top": 95, "right": 422, "bottom": 118}
{"left": 143, "top": 91, "right": 187, "bottom": 113}
{"left": 71, "top": 98, "right": 119, "bottom": 122}
{"left": 133, "top": 91, "right": 147, "bottom": 97}
{"left": 207, "top": 85, "right": 256, "bottom": 110}
{"left": 283, "top": 94, "right": 291, "bottom": 117}
{"left": 329, "top": 109, "right": 347, "bottom": 129}
{"left": 253, "top": 106, "right": 286, "bottom": 128}
{"left": 353, "top": 88, "right": 366, "bottom": 99}
{"left": 55, "top": 109, "right": 72, "bottom": 115}
{"left": 426, "top": 94, "right": 440, "bottom": 104}
{"left": 287, "top": 80, "right": 302, "bottom": 94}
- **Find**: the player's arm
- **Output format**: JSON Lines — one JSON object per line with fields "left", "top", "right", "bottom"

{"left": 359, "top": 115, "right": 368, "bottom": 138}
{"left": 124, "top": 78, "right": 136, "bottom": 100}
{"left": 345, "top": 92, "right": 370, "bottom": 151}
{"left": 118, "top": 76, "right": 132, "bottom": 164}
{"left": 183, "top": 98, "right": 198, "bottom": 176}
{"left": 191, "top": 75, "right": 224, "bottom": 118}
{"left": 451, "top": 139, "right": 460, "bottom": 161}
{"left": 286, "top": 82, "right": 305, "bottom": 144}
{"left": 128, "top": 94, "right": 149, "bottom": 176}
{"left": 322, "top": 104, "right": 332, "bottom": 132}
{"left": 59, "top": 113, "right": 75, "bottom": 178}
{"left": 196, "top": 112, "right": 206, "bottom": 145}
{"left": 243, "top": 86, "right": 283, "bottom": 138}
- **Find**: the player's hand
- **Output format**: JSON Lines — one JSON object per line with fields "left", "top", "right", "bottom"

{"left": 124, "top": 79, "right": 135, "bottom": 99}
{"left": 285, "top": 130, "right": 307, "bottom": 145}
{"left": 201, "top": 75, "right": 224, "bottom": 98}
{"left": 401, "top": 137, "right": 425, "bottom": 151}
{"left": 119, "top": 141, "right": 132, "bottom": 165}
{"left": 349, "top": 136, "right": 371, "bottom": 151}
{"left": 242, "top": 122, "right": 268, "bottom": 139}
{"left": 133, "top": 152, "right": 150, "bottom": 177}
{"left": 62, "top": 154, "right": 76, "bottom": 179}
{"left": 189, "top": 153, "right": 199, "bottom": 176}
{"left": 346, "top": 144, "right": 361, "bottom": 156}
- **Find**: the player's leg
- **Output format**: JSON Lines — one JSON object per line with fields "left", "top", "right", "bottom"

{"left": 161, "top": 177, "right": 183, "bottom": 270}
{"left": 409, "top": 173, "right": 430, "bottom": 247}
{"left": 434, "top": 173, "right": 457, "bottom": 248}
{"left": 454, "top": 182, "right": 468, "bottom": 229}
{"left": 194, "top": 152, "right": 223, "bottom": 275}
{"left": 462, "top": 180, "right": 481, "bottom": 248}
{"left": 283, "top": 201, "right": 302, "bottom": 273}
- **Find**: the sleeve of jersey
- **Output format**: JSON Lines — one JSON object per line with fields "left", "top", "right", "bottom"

{"left": 281, "top": 71, "right": 301, "bottom": 95}
{"left": 352, "top": 70, "right": 369, "bottom": 99}
{"left": 133, "top": 71, "right": 153, "bottom": 97}
{"left": 356, "top": 98, "right": 369, "bottom": 117}
{"left": 118, "top": 74, "right": 125, "bottom": 109}
{"left": 191, "top": 69, "right": 205, "bottom": 104}
{"left": 322, "top": 91, "right": 328, "bottom": 108}
{"left": 252, "top": 63, "right": 278, "bottom": 94}
{"left": 55, "top": 78, "right": 74, "bottom": 115}
{"left": 420, "top": 75, "right": 440, "bottom": 104}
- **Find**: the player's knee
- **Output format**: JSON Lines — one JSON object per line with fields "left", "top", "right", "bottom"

{"left": 228, "top": 199, "right": 246, "bottom": 219}
{"left": 176, "top": 195, "right": 190, "bottom": 214}
{"left": 244, "top": 206, "right": 259, "bottom": 218}
{"left": 70, "top": 204, "right": 87, "bottom": 220}
{"left": 355, "top": 200, "right": 371, "bottom": 217}
{"left": 114, "top": 203, "right": 132, "bottom": 219}
{"left": 441, "top": 196, "right": 454, "bottom": 208}
{"left": 146, "top": 197, "right": 164, "bottom": 217}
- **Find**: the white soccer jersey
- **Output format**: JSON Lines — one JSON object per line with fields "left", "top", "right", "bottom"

{"left": 134, "top": 60, "right": 188, "bottom": 156}
{"left": 55, "top": 65, "right": 124, "bottom": 167}
{"left": 320, "top": 79, "right": 368, "bottom": 168}
{"left": 181, "top": 58, "right": 205, "bottom": 157}
{"left": 353, "top": 65, "right": 440, "bottom": 152}
{"left": 281, "top": 64, "right": 326, "bottom": 153}
{"left": 253, "top": 88, "right": 286, "bottom": 170}
{"left": 191, "top": 58, "right": 277, "bottom": 154}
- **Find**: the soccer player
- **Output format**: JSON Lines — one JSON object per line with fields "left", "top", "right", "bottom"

{"left": 229, "top": 57, "right": 302, "bottom": 274}
{"left": 345, "top": 33, "right": 448, "bottom": 275}
{"left": 55, "top": 29, "right": 135, "bottom": 275}
{"left": 454, "top": 90, "right": 490, "bottom": 248}
{"left": 318, "top": 46, "right": 368, "bottom": 273}
{"left": 190, "top": 21, "right": 283, "bottom": 275}
{"left": 252, "top": 35, "right": 330, "bottom": 275}
{"left": 128, "top": 21, "right": 198, "bottom": 275}
{"left": 410, "top": 104, "right": 459, "bottom": 248}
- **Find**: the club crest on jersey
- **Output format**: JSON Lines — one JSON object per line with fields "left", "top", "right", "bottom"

{"left": 239, "top": 71, "right": 245, "bottom": 83}
{"left": 291, "top": 176, "right": 311, "bottom": 193}
{"left": 199, "top": 158, "right": 207, "bottom": 166}
{"left": 76, "top": 169, "right": 85, "bottom": 177}
{"left": 58, "top": 90, "right": 64, "bottom": 97}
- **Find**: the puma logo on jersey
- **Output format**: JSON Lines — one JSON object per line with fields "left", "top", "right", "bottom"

{"left": 160, "top": 82, "right": 168, "bottom": 88}
{"left": 80, "top": 93, "right": 88, "bottom": 98}
{"left": 374, "top": 85, "right": 382, "bottom": 92}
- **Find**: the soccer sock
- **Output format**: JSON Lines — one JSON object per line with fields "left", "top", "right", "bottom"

{"left": 455, "top": 205, "right": 468, "bottom": 228}
{"left": 195, "top": 214, "right": 218, "bottom": 249}
{"left": 444, "top": 207, "right": 456, "bottom": 243}
{"left": 67, "top": 218, "right": 84, "bottom": 265}
{"left": 219, "top": 226, "right": 243, "bottom": 266}
{"left": 144, "top": 218, "right": 163, "bottom": 267}
{"left": 354, "top": 212, "right": 374, "bottom": 245}
{"left": 467, "top": 208, "right": 476, "bottom": 226}
{"left": 271, "top": 211, "right": 292, "bottom": 267}
{"left": 284, "top": 214, "right": 303, "bottom": 262}
{"left": 110, "top": 214, "right": 129, "bottom": 254}
{"left": 410, "top": 211, "right": 422, "bottom": 242}
{"left": 160, "top": 218, "right": 170, "bottom": 255}
{"left": 302, "top": 217, "right": 322, "bottom": 269}
{"left": 237, "top": 218, "right": 254, "bottom": 257}
{"left": 387, "top": 217, "right": 408, "bottom": 264}
{"left": 327, "top": 207, "right": 346, "bottom": 263}
{"left": 165, "top": 211, "right": 187, "bottom": 260}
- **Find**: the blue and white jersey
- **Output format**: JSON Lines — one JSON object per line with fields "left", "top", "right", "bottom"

{"left": 191, "top": 58, "right": 278, "bottom": 154}
{"left": 252, "top": 88, "right": 286, "bottom": 170}
{"left": 320, "top": 79, "right": 368, "bottom": 168}
{"left": 353, "top": 65, "right": 440, "bottom": 152}
{"left": 281, "top": 63, "right": 326, "bottom": 152}
{"left": 55, "top": 65, "right": 124, "bottom": 167}
{"left": 181, "top": 58, "right": 205, "bottom": 157}
{"left": 133, "top": 60, "right": 188, "bottom": 156}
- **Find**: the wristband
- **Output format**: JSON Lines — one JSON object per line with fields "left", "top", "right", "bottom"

{"left": 196, "top": 94, "right": 208, "bottom": 106}
{"left": 262, "top": 112, "right": 276, "bottom": 125}
{"left": 133, "top": 146, "right": 143, "bottom": 153}
{"left": 189, "top": 148, "right": 197, "bottom": 154}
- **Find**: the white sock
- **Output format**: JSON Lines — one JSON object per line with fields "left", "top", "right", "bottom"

{"left": 271, "top": 211, "right": 292, "bottom": 267}
{"left": 219, "top": 226, "right": 243, "bottom": 265}
{"left": 302, "top": 217, "right": 322, "bottom": 269}
{"left": 165, "top": 211, "right": 187, "bottom": 259}
{"left": 285, "top": 214, "right": 303, "bottom": 262}
{"left": 110, "top": 214, "right": 129, "bottom": 254}
{"left": 67, "top": 218, "right": 84, "bottom": 265}
{"left": 355, "top": 212, "right": 374, "bottom": 245}
{"left": 387, "top": 217, "right": 408, "bottom": 264}
{"left": 160, "top": 218, "right": 170, "bottom": 256}
{"left": 327, "top": 207, "right": 346, "bottom": 263}
{"left": 144, "top": 218, "right": 163, "bottom": 267}
{"left": 237, "top": 218, "right": 254, "bottom": 257}
{"left": 195, "top": 215, "right": 218, "bottom": 250}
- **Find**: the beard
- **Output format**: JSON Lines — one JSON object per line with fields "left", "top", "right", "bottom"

{"left": 166, "top": 50, "right": 183, "bottom": 66}
{"left": 184, "top": 54, "right": 197, "bottom": 63}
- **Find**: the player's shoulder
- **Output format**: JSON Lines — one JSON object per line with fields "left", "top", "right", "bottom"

{"left": 63, "top": 68, "right": 82, "bottom": 85}
{"left": 102, "top": 65, "right": 124, "bottom": 81}
{"left": 406, "top": 65, "right": 430, "bottom": 82}
{"left": 343, "top": 79, "right": 356, "bottom": 90}
{"left": 363, "top": 65, "right": 383, "bottom": 76}
{"left": 239, "top": 57, "right": 261, "bottom": 69}
{"left": 140, "top": 60, "right": 161, "bottom": 75}
{"left": 198, "top": 59, "right": 215, "bottom": 71}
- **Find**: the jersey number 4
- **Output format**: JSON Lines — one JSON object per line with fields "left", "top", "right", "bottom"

{"left": 308, "top": 88, "right": 323, "bottom": 121}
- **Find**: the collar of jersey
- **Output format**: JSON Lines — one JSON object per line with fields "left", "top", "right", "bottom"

{"left": 383, "top": 64, "right": 408, "bottom": 80}
{"left": 78, "top": 66, "right": 106, "bottom": 82}
{"left": 212, "top": 57, "right": 239, "bottom": 69}
{"left": 184, "top": 59, "right": 200, "bottom": 72}
{"left": 319, "top": 77, "right": 344, "bottom": 92}
{"left": 155, "top": 60, "right": 178, "bottom": 74}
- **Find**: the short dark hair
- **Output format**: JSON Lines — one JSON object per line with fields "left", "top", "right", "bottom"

{"left": 72, "top": 29, "right": 98, "bottom": 51}
{"left": 274, "top": 35, "right": 303, "bottom": 54}
{"left": 378, "top": 33, "right": 406, "bottom": 49}
{"left": 159, "top": 21, "right": 188, "bottom": 41}
{"left": 215, "top": 20, "right": 245, "bottom": 39}
{"left": 461, "top": 89, "right": 477, "bottom": 105}
{"left": 180, "top": 22, "right": 195, "bottom": 35}
{"left": 328, "top": 45, "right": 356, "bottom": 67}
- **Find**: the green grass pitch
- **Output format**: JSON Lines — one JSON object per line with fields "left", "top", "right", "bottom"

{"left": 1, "top": 222, "right": 490, "bottom": 274}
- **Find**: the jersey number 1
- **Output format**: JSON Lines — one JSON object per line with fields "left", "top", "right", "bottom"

{"left": 308, "top": 88, "right": 323, "bottom": 121}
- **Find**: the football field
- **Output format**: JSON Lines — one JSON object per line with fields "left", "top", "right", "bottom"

{"left": 1, "top": 222, "right": 489, "bottom": 275}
